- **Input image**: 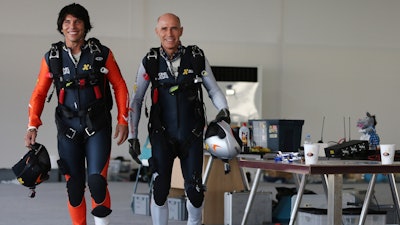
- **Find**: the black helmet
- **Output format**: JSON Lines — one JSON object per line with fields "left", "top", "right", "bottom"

{"left": 12, "top": 143, "right": 51, "bottom": 192}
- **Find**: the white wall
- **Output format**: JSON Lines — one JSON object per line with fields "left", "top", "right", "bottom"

{"left": 280, "top": 0, "right": 400, "bottom": 144}
{"left": 1, "top": 0, "right": 400, "bottom": 167}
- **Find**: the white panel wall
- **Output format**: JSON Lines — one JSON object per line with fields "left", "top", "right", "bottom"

{"left": 280, "top": 0, "right": 400, "bottom": 145}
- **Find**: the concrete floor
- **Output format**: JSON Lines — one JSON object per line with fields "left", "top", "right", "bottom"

{"left": 0, "top": 180, "right": 187, "bottom": 225}
{"left": 1, "top": 177, "right": 400, "bottom": 225}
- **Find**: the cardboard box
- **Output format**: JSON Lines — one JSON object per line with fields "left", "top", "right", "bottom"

{"left": 224, "top": 191, "right": 272, "bottom": 225}
{"left": 131, "top": 193, "right": 151, "bottom": 216}
{"left": 290, "top": 193, "right": 362, "bottom": 211}
{"left": 168, "top": 196, "right": 188, "bottom": 221}
{"left": 297, "top": 208, "right": 386, "bottom": 225}
{"left": 107, "top": 160, "right": 121, "bottom": 181}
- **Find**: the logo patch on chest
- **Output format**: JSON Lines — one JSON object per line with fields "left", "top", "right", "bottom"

{"left": 62, "top": 67, "right": 70, "bottom": 75}
{"left": 82, "top": 64, "right": 90, "bottom": 71}
{"left": 157, "top": 72, "right": 169, "bottom": 80}
{"left": 183, "top": 69, "right": 194, "bottom": 75}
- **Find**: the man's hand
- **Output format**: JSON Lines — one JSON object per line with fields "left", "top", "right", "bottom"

{"left": 214, "top": 108, "right": 231, "bottom": 124}
{"left": 128, "top": 138, "right": 142, "bottom": 165}
{"left": 24, "top": 128, "right": 37, "bottom": 147}
{"left": 114, "top": 124, "right": 128, "bottom": 145}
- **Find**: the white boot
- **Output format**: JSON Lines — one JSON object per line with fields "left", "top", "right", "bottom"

{"left": 94, "top": 216, "right": 110, "bottom": 225}
{"left": 151, "top": 194, "right": 169, "bottom": 225}
{"left": 186, "top": 200, "right": 203, "bottom": 225}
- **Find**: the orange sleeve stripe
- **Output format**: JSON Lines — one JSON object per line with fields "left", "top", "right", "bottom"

{"left": 28, "top": 57, "right": 53, "bottom": 128}
{"left": 105, "top": 50, "right": 129, "bottom": 125}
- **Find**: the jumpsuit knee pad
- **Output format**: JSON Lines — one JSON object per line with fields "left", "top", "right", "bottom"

{"left": 186, "top": 186, "right": 204, "bottom": 208}
{"left": 91, "top": 205, "right": 112, "bottom": 218}
{"left": 88, "top": 174, "right": 111, "bottom": 217}
{"left": 185, "top": 179, "right": 204, "bottom": 208}
{"left": 88, "top": 174, "right": 107, "bottom": 203}
{"left": 152, "top": 173, "right": 169, "bottom": 206}
{"left": 66, "top": 177, "right": 85, "bottom": 207}
{"left": 185, "top": 172, "right": 204, "bottom": 208}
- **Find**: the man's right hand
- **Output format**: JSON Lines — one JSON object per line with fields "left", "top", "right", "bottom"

{"left": 128, "top": 138, "right": 142, "bottom": 165}
{"left": 25, "top": 128, "right": 37, "bottom": 147}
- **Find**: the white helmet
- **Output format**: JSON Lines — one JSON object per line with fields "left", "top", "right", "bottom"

{"left": 204, "top": 120, "right": 241, "bottom": 160}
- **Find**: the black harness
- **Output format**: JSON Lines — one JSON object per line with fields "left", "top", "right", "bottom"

{"left": 48, "top": 38, "right": 112, "bottom": 141}
{"left": 146, "top": 45, "right": 206, "bottom": 159}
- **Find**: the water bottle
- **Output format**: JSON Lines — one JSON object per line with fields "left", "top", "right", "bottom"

{"left": 304, "top": 134, "right": 312, "bottom": 144}
{"left": 239, "top": 122, "right": 250, "bottom": 153}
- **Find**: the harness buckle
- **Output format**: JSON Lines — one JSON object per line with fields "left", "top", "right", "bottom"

{"left": 194, "top": 76, "right": 202, "bottom": 84}
{"left": 88, "top": 40, "right": 101, "bottom": 54}
{"left": 192, "top": 128, "right": 202, "bottom": 138}
{"left": 66, "top": 128, "right": 76, "bottom": 139}
{"left": 85, "top": 127, "right": 95, "bottom": 136}
{"left": 89, "top": 77, "right": 98, "bottom": 86}
{"left": 191, "top": 45, "right": 203, "bottom": 58}
{"left": 49, "top": 45, "right": 60, "bottom": 60}
{"left": 147, "top": 49, "right": 158, "bottom": 60}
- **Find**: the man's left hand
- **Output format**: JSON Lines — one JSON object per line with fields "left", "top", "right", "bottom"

{"left": 214, "top": 108, "right": 231, "bottom": 124}
{"left": 114, "top": 124, "right": 128, "bottom": 145}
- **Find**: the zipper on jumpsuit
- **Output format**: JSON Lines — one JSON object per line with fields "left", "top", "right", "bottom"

{"left": 67, "top": 49, "right": 83, "bottom": 127}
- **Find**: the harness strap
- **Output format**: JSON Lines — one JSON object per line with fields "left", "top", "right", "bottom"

{"left": 190, "top": 45, "right": 205, "bottom": 76}
{"left": 146, "top": 48, "right": 160, "bottom": 88}
{"left": 49, "top": 42, "right": 63, "bottom": 76}
{"left": 178, "top": 45, "right": 206, "bottom": 158}
{"left": 48, "top": 38, "right": 109, "bottom": 104}
{"left": 55, "top": 102, "right": 109, "bottom": 141}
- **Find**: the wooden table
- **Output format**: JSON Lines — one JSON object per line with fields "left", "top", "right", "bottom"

{"left": 238, "top": 158, "right": 400, "bottom": 225}
{"left": 202, "top": 155, "right": 247, "bottom": 225}
{"left": 170, "top": 155, "right": 247, "bottom": 225}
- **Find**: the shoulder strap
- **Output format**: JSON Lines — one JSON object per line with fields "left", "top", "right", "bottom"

{"left": 86, "top": 38, "right": 113, "bottom": 109}
{"left": 187, "top": 45, "right": 205, "bottom": 77}
{"left": 46, "top": 41, "right": 63, "bottom": 103}
{"left": 87, "top": 38, "right": 104, "bottom": 75}
{"left": 49, "top": 41, "right": 63, "bottom": 76}
{"left": 144, "top": 47, "right": 160, "bottom": 86}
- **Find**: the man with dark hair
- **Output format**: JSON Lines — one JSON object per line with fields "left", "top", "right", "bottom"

{"left": 24, "top": 3, "right": 129, "bottom": 225}
{"left": 128, "top": 13, "right": 230, "bottom": 225}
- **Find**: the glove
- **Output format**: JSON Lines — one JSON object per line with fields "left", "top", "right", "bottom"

{"left": 214, "top": 108, "right": 231, "bottom": 124}
{"left": 128, "top": 138, "right": 142, "bottom": 165}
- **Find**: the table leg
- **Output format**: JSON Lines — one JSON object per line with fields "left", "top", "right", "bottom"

{"left": 240, "top": 168, "right": 262, "bottom": 225}
{"left": 327, "top": 174, "right": 342, "bottom": 225}
{"left": 293, "top": 173, "right": 301, "bottom": 188}
{"left": 202, "top": 156, "right": 214, "bottom": 186}
{"left": 387, "top": 173, "right": 400, "bottom": 222}
{"left": 358, "top": 174, "right": 376, "bottom": 225}
{"left": 240, "top": 168, "right": 251, "bottom": 191}
{"left": 288, "top": 174, "right": 307, "bottom": 225}
{"left": 321, "top": 174, "right": 328, "bottom": 200}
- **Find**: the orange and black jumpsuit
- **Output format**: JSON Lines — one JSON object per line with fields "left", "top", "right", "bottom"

{"left": 27, "top": 41, "right": 129, "bottom": 225}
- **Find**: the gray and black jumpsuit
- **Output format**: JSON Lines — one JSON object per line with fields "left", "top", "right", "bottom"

{"left": 128, "top": 45, "right": 228, "bottom": 213}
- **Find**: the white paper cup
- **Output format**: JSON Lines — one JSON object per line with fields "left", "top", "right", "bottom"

{"left": 380, "top": 144, "right": 396, "bottom": 165}
{"left": 304, "top": 144, "right": 319, "bottom": 165}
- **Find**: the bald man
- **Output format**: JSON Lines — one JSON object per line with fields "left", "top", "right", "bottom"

{"left": 128, "top": 13, "right": 230, "bottom": 225}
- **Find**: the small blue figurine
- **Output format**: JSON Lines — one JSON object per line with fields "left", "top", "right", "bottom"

{"left": 357, "top": 112, "right": 380, "bottom": 150}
